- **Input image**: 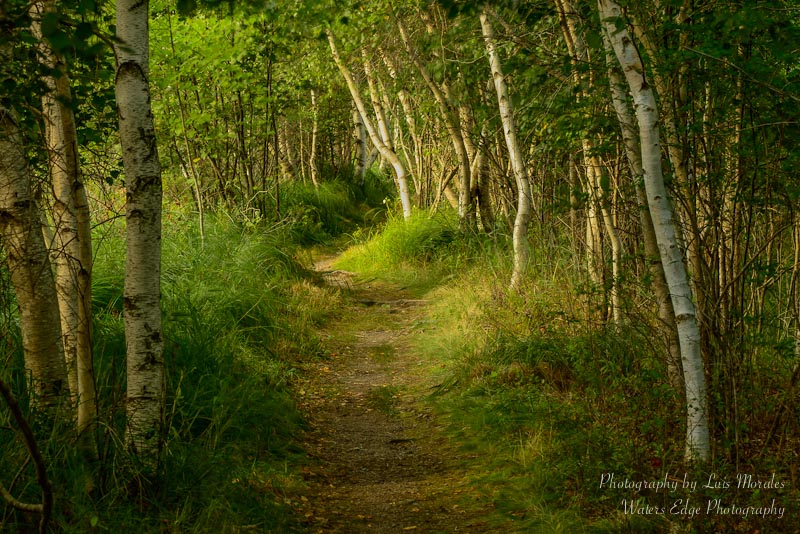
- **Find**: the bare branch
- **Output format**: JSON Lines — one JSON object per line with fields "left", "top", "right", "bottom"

{"left": 0, "top": 377, "right": 53, "bottom": 533}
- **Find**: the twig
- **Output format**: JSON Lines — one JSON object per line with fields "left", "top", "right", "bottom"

{"left": 0, "top": 482, "right": 42, "bottom": 513}
{"left": 0, "top": 377, "right": 52, "bottom": 533}
{"left": 686, "top": 47, "right": 800, "bottom": 103}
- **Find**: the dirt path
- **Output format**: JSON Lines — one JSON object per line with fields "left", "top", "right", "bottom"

{"left": 292, "top": 260, "right": 500, "bottom": 533}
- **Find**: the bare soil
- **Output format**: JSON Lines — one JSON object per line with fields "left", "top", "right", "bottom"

{"left": 291, "top": 260, "right": 505, "bottom": 533}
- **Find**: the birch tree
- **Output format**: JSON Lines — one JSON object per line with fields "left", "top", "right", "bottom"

{"left": 555, "top": 0, "right": 624, "bottom": 321}
{"left": 378, "top": 47, "right": 426, "bottom": 202}
{"left": 352, "top": 108, "right": 368, "bottom": 185}
{"left": 602, "top": 31, "right": 682, "bottom": 389}
{"left": 30, "top": 0, "right": 97, "bottom": 449}
{"left": 396, "top": 13, "right": 473, "bottom": 228}
{"left": 115, "top": 0, "right": 165, "bottom": 467}
{"left": 480, "top": 7, "right": 531, "bottom": 289}
{"left": 327, "top": 28, "right": 412, "bottom": 219}
{"left": 599, "top": 0, "right": 710, "bottom": 462}
{"left": 309, "top": 88, "right": 320, "bottom": 188}
{"left": 0, "top": 105, "right": 69, "bottom": 412}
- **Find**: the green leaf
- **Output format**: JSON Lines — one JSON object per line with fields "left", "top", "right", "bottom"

{"left": 75, "top": 22, "right": 94, "bottom": 41}
{"left": 40, "top": 13, "right": 61, "bottom": 37}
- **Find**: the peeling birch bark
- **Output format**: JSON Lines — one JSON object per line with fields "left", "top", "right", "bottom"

{"left": 115, "top": 0, "right": 165, "bottom": 468}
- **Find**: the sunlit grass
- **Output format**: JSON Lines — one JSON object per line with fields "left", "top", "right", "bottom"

{"left": 333, "top": 214, "right": 688, "bottom": 532}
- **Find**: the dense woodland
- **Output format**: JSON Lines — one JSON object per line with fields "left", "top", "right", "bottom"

{"left": 2, "top": 0, "right": 800, "bottom": 531}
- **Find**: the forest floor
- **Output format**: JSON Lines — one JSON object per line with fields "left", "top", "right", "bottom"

{"left": 289, "top": 257, "right": 509, "bottom": 533}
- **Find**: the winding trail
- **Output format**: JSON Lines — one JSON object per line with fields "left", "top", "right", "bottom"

{"left": 292, "top": 259, "right": 501, "bottom": 533}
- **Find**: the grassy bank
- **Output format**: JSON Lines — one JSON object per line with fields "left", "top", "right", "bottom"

{"left": 334, "top": 209, "right": 799, "bottom": 533}
{"left": 84, "top": 212, "right": 328, "bottom": 531}
{"left": 0, "top": 176, "right": 390, "bottom": 532}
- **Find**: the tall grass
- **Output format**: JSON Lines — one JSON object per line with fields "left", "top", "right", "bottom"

{"left": 334, "top": 208, "right": 500, "bottom": 292}
{"left": 278, "top": 171, "right": 394, "bottom": 245}
{"left": 1, "top": 199, "right": 344, "bottom": 531}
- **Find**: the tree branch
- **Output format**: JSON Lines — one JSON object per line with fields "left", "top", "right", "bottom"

{"left": 0, "top": 377, "right": 53, "bottom": 533}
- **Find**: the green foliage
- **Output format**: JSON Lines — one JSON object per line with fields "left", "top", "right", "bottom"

{"left": 335, "top": 209, "right": 466, "bottom": 288}
{"left": 338, "top": 212, "right": 800, "bottom": 532}
{"left": 149, "top": 0, "right": 359, "bottom": 215}
{"left": 1, "top": 210, "right": 346, "bottom": 531}
{"left": 421, "top": 270, "right": 797, "bottom": 533}
{"left": 3, "top": 0, "right": 800, "bottom": 529}
{"left": 280, "top": 173, "right": 393, "bottom": 244}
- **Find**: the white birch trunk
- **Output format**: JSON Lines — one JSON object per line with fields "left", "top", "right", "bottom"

{"left": 115, "top": 0, "right": 165, "bottom": 468}
{"left": 31, "top": 0, "right": 97, "bottom": 444}
{"left": 327, "top": 30, "right": 412, "bottom": 219}
{"left": 396, "top": 16, "right": 472, "bottom": 227}
{"left": 600, "top": 0, "right": 710, "bottom": 462}
{"left": 309, "top": 89, "right": 320, "bottom": 188}
{"left": 596, "top": 165, "right": 624, "bottom": 324}
{"left": 0, "top": 106, "right": 68, "bottom": 411}
{"left": 480, "top": 8, "right": 532, "bottom": 289}
{"left": 362, "top": 50, "right": 393, "bottom": 151}
{"left": 603, "top": 32, "right": 683, "bottom": 388}
{"left": 378, "top": 49, "right": 425, "bottom": 201}
{"left": 631, "top": 18, "right": 707, "bottom": 323}
{"left": 352, "top": 108, "right": 367, "bottom": 185}
{"left": 277, "top": 125, "right": 297, "bottom": 181}
{"left": 582, "top": 147, "right": 605, "bottom": 289}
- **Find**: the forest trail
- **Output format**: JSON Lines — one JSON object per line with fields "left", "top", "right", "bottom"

{"left": 291, "top": 257, "right": 502, "bottom": 533}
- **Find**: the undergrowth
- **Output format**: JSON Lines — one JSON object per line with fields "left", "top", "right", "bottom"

{"left": 335, "top": 209, "right": 800, "bottom": 533}
{"left": 1, "top": 206, "right": 343, "bottom": 532}
{"left": 335, "top": 209, "right": 506, "bottom": 293}
{"left": 280, "top": 171, "right": 392, "bottom": 245}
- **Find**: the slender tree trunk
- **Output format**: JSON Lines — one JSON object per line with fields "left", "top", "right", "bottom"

{"left": 362, "top": 50, "right": 394, "bottom": 152}
{"left": 327, "top": 29, "right": 412, "bottom": 219}
{"left": 597, "top": 161, "right": 624, "bottom": 323}
{"left": 396, "top": 15, "right": 472, "bottom": 228}
{"left": 582, "top": 147, "right": 605, "bottom": 293}
{"left": 309, "top": 89, "right": 320, "bottom": 188}
{"left": 352, "top": 108, "right": 367, "bottom": 185}
{"left": 379, "top": 49, "right": 425, "bottom": 204}
{"left": 30, "top": 0, "right": 97, "bottom": 448}
{"left": 603, "top": 32, "right": 683, "bottom": 388}
{"left": 631, "top": 11, "right": 709, "bottom": 350}
{"left": 277, "top": 124, "right": 297, "bottom": 181}
{"left": 0, "top": 106, "right": 68, "bottom": 411}
{"left": 115, "top": 0, "right": 165, "bottom": 468}
{"left": 556, "top": 0, "right": 611, "bottom": 308}
{"left": 600, "top": 0, "right": 710, "bottom": 462}
{"left": 480, "top": 8, "right": 531, "bottom": 289}
{"left": 472, "top": 125, "right": 494, "bottom": 231}
{"left": 0, "top": 376, "right": 53, "bottom": 533}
